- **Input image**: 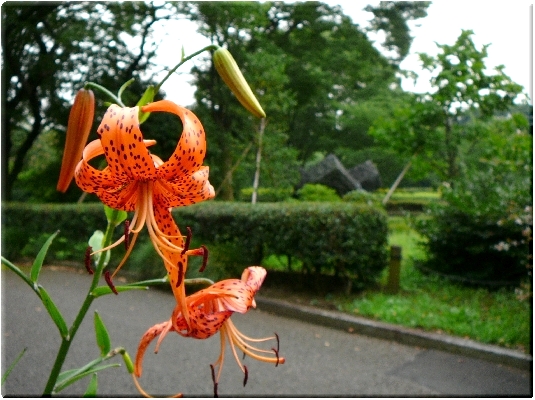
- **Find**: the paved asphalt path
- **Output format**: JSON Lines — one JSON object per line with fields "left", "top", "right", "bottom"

{"left": 2, "top": 266, "right": 532, "bottom": 397}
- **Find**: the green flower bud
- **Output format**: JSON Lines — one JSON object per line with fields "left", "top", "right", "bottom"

{"left": 213, "top": 47, "right": 266, "bottom": 118}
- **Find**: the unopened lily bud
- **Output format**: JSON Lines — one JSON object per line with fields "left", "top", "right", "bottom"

{"left": 57, "top": 88, "right": 95, "bottom": 192}
{"left": 213, "top": 47, "right": 266, "bottom": 118}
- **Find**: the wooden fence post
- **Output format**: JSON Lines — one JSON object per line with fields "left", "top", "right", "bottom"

{"left": 385, "top": 246, "right": 402, "bottom": 294}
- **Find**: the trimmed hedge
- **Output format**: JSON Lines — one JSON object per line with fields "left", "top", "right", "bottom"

{"left": 2, "top": 201, "right": 388, "bottom": 288}
{"left": 177, "top": 202, "right": 388, "bottom": 286}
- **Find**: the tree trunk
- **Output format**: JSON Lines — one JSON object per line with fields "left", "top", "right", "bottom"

{"left": 251, "top": 118, "right": 266, "bottom": 204}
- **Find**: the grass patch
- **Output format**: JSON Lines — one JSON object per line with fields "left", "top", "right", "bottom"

{"left": 335, "top": 215, "right": 531, "bottom": 353}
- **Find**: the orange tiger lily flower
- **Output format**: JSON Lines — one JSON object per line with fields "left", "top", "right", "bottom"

{"left": 134, "top": 267, "right": 284, "bottom": 397}
{"left": 74, "top": 100, "right": 215, "bottom": 323}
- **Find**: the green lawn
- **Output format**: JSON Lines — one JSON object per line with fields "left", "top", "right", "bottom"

{"left": 336, "top": 216, "right": 531, "bottom": 353}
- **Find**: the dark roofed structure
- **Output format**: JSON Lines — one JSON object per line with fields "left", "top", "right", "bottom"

{"left": 297, "top": 154, "right": 362, "bottom": 196}
{"left": 348, "top": 160, "right": 382, "bottom": 192}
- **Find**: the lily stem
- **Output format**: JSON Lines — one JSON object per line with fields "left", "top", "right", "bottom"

{"left": 42, "top": 218, "right": 117, "bottom": 396}
{"left": 154, "top": 45, "right": 219, "bottom": 94}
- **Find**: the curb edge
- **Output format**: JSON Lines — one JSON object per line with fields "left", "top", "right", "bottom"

{"left": 256, "top": 296, "right": 532, "bottom": 371}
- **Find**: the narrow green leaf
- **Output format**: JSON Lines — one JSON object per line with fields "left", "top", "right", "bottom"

{"left": 56, "top": 359, "right": 102, "bottom": 386}
{"left": 93, "top": 312, "right": 111, "bottom": 356}
{"left": 37, "top": 286, "right": 69, "bottom": 339}
{"left": 91, "top": 284, "right": 148, "bottom": 298}
{"left": 91, "top": 276, "right": 169, "bottom": 298}
{"left": 31, "top": 231, "right": 59, "bottom": 283}
{"left": 103, "top": 205, "right": 128, "bottom": 227}
{"left": 1, "top": 347, "right": 26, "bottom": 386}
{"left": 82, "top": 373, "right": 98, "bottom": 397}
{"left": 54, "top": 363, "right": 120, "bottom": 393}
{"left": 1, "top": 256, "right": 35, "bottom": 290}
{"left": 137, "top": 85, "right": 155, "bottom": 123}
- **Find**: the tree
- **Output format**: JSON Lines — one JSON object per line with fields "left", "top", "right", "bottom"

{"left": 183, "top": 1, "right": 429, "bottom": 198}
{"left": 365, "top": 1, "right": 431, "bottom": 65}
{"left": 2, "top": 2, "right": 175, "bottom": 201}
{"left": 370, "top": 30, "right": 525, "bottom": 183}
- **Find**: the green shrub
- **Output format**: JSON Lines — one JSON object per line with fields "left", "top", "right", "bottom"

{"left": 296, "top": 184, "right": 341, "bottom": 202}
{"left": 417, "top": 207, "right": 530, "bottom": 285}
{"left": 238, "top": 187, "right": 294, "bottom": 202}
{"left": 343, "top": 190, "right": 383, "bottom": 207}
{"left": 174, "top": 201, "right": 388, "bottom": 287}
{"left": 2, "top": 201, "right": 389, "bottom": 289}
{"left": 416, "top": 121, "right": 532, "bottom": 287}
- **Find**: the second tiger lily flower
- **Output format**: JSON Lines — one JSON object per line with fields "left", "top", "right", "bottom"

{"left": 74, "top": 100, "right": 215, "bottom": 325}
{"left": 134, "top": 267, "right": 284, "bottom": 397}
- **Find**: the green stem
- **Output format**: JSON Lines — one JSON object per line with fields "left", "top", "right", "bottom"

{"left": 154, "top": 45, "right": 218, "bottom": 94}
{"left": 184, "top": 277, "right": 215, "bottom": 287}
{"left": 42, "top": 220, "right": 117, "bottom": 396}
{"left": 84, "top": 82, "right": 125, "bottom": 107}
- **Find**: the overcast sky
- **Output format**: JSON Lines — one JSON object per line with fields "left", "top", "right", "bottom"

{"left": 150, "top": 1, "right": 533, "bottom": 105}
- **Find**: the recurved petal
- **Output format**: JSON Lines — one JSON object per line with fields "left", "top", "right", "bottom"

{"left": 98, "top": 105, "right": 158, "bottom": 181}
{"left": 153, "top": 166, "right": 215, "bottom": 208}
{"left": 141, "top": 101, "right": 207, "bottom": 180}
{"left": 241, "top": 266, "right": 267, "bottom": 293}
{"left": 188, "top": 279, "right": 256, "bottom": 314}
{"left": 74, "top": 139, "right": 138, "bottom": 211}
{"left": 134, "top": 320, "right": 174, "bottom": 378}
{"left": 175, "top": 306, "right": 233, "bottom": 339}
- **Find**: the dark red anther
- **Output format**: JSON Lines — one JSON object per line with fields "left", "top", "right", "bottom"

{"left": 243, "top": 365, "right": 248, "bottom": 387}
{"left": 104, "top": 271, "right": 118, "bottom": 295}
{"left": 242, "top": 351, "right": 246, "bottom": 360}
{"left": 181, "top": 227, "right": 192, "bottom": 255}
{"left": 210, "top": 364, "right": 218, "bottom": 398}
{"left": 275, "top": 332, "right": 280, "bottom": 353}
{"left": 199, "top": 245, "right": 208, "bottom": 272}
{"left": 84, "top": 246, "right": 94, "bottom": 275}
{"left": 272, "top": 347, "right": 280, "bottom": 367}
{"left": 124, "top": 220, "right": 130, "bottom": 250}
{"left": 176, "top": 261, "right": 184, "bottom": 288}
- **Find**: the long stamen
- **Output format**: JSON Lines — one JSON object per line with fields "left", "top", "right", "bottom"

{"left": 272, "top": 347, "right": 280, "bottom": 367}
{"left": 210, "top": 364, "right": 218, "bottom": 398}
{"left": 84, "top": 246, "right": 94, "bottom": 274}
{"left": 199, "top": 245, "right": 208, "bottom": 272}
{"left": 104, "top": 271, "right": 118, "bottom": 295}
{"left": 175, "top": 261, "right": 184, "bottom": 288}
{"left": 181, "top": 227, "right": 192, "bottom": 255}
{"left": 124, "top": 220, "right": 130, "bottom": 250}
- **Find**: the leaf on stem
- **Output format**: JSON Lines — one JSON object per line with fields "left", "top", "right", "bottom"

{"left": 137, "top": 85, "right": 155, "bottom": 123}
{"left": 1, "top": 256, "right": 35, "bottom": 290}
{"left": 82, "top": 373, "right": 98, "bottom": 397}
{"left": 91, "top": 276, "right": 169, "bottom": 298}
{"left": 31, "top": 230, "right": 59, "bottom": 283}
{"left": 103, "top": 205, "right": 128, "bottom": 228}
{"left": 37, "top": 286, "right": 69, "bottom": 340}
{"left": 93, "top": 311, "right": 111, "bottom": 356}
{"left": 1, "top": 347, "right": 26, "bottom": 386}
{"left": 54, "top": 363, "right": 120, "bottom": 393}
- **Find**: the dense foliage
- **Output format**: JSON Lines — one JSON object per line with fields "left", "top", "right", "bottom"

{"left": 416, "top": 116, "right": 532, "bottom": 287}
{"left": 3, "top": 201, "right": 389, "bottom": 289}
{"left": 2, "top": 2, "right": 178, "bottom": 201}
{"left": 370, "top": 30, "right": 527, "bottom": 183}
